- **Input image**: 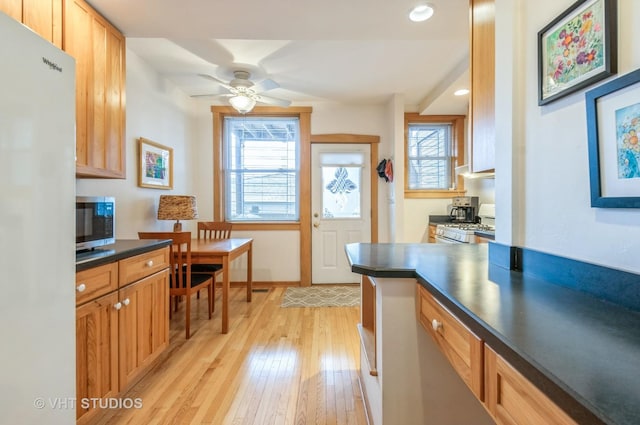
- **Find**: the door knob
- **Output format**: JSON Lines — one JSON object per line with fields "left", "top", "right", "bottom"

{"left": 313, "top": 222, "right": 320, "bottom": 228}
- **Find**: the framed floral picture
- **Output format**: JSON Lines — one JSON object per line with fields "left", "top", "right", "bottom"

{"left": 138, "top": 137, "right": 173, "bottom": 189}
{"left": 538, "top": 0, "right": 617, "bottom": 106}
{"left": 586, "top": 68, "right": 640, "bottom": 208}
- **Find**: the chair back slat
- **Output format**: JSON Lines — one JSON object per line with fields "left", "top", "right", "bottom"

{"left": 197, "top": 222, "right": 232, "bottom": 240}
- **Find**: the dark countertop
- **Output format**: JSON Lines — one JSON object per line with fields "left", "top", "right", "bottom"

{"left": 76, "top": 239, "right": 172, "bottom": 272}
{"left": 474, "top": 229, "right": 495, "bottom": 240}
{"left": 345, "top": 243, "right": 640, "bottom": 425}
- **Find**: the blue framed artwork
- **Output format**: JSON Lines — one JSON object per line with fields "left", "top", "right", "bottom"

{"left": 586, "top": 68, "right": 640, "bottom": 208}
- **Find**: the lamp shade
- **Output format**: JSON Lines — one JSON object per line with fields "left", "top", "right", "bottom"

{"left": 157, "top": 195, "right": 198, "bottom": 231}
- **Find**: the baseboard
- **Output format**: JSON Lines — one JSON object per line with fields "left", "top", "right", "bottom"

{"left": 222, "top": 281, "right": 300, "bottom": 289}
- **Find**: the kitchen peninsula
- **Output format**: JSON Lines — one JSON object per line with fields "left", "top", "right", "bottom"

{"left": 345, "top": 243, "right": 640, "bottom": 425}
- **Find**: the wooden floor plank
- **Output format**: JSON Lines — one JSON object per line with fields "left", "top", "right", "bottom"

{"left": 91, "top": 287, "right": 367, "bottom": 425}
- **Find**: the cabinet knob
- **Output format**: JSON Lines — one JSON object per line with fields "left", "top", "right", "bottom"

{"left": 122, "top": 298, "right": 130, "bottom": 306}
{"left": 146, "top": 260, "right": 154, "bottom": 267}
{"left": 431, "top": 319, "right": 443, "bottom": 332}
{"left": 114, "top": 302, "right": 122, "bottom": 310}
{"left": 76, "top": 283, "right": 87, "bottom": 293}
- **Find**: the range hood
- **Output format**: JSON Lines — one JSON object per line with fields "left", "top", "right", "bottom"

{"left": 455, "top": 165, "right": 495, "bottom": 179}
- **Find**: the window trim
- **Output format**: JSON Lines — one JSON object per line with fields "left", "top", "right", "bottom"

{"left": 212, "top": 106, "right": 312, "bottom": 229}
{"left": 404, "top": 114, "right": 466, "bottom": 199}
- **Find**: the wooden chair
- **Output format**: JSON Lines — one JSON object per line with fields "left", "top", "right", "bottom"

{"left": 192, "top": 221, "right": 233, "bottom": 310}
{"left": 197, "top": 221, "right": 232, "bottom": 240}
{"left": 138, "top": 231, "right": 213, "bottom": 339}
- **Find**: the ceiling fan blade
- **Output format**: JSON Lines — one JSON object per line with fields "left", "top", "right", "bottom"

{"left": 190, "top": 93, "right": 232, "bottom": 99}
{"left": 198, "top": 73, "right": 232, "bottom": 89}
{"left": 252, "top": 78, "right": 279, "bottom": 93}
{"left": 256, "top": 94, "right": 291, "bottom": 107}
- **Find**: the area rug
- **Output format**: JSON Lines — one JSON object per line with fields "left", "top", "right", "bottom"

{"left": 281, "top": 285, "right": 360, "bottom": 308}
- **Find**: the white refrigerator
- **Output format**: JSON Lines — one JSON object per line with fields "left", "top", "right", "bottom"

{"left": 0, "top": 12, "right": 76, "bottom": 424}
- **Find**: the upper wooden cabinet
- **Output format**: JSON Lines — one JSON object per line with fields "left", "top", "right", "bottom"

{"left": 469, "top": 0, "right": 495, "bottom": 172}
{"left": 0, "top": 0, "right": 63, "bottom": 47}
{"left": 64, "top": 0, "right": 126, "bottom": 178}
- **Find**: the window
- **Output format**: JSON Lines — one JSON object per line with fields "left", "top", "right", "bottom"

{"left": 223, "top": 116, "right": 300, "bottom": 221}
{"left": 404, "top": 114, "right": 465, "bottom": 198}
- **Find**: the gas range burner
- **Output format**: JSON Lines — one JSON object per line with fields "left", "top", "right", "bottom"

{"left": 443, "top": 223, "right": 495, "bottom": 231}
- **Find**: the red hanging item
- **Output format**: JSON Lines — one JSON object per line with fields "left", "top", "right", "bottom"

{"left": 384, "top": 158, "right": 393, "bottom": 182}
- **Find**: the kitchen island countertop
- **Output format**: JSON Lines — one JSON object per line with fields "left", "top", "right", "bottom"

{"left": 345, "top": 242, "right": 640, "bottom": 425}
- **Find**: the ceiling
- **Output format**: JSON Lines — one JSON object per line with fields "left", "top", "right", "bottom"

{"left": 88, "top": 0, "right": 471, "bottom": 114}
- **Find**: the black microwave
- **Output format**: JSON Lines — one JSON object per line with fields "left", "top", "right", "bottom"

{"left": 76, "top": 196, "right": 115, "bottom": 251}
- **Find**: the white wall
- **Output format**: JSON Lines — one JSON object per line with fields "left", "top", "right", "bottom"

{"left": 78, "top": 59, "right": 400, "bottom": 283}
{"left": 307, "top": 100, "right": 396, "bottom": 244}
{"left": 496, "top": 0, "right": 640, "bottom": 273}
{"left": 76, "top": 49, "right": 207, "bottom": 238}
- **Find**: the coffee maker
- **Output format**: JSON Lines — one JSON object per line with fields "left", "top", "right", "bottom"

{"left": 449, "top": 196, "right": 479, "bottom": 223}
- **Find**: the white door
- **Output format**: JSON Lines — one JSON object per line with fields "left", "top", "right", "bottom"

{"left": 311, "top": 144, "right": 371, "bottom": 284}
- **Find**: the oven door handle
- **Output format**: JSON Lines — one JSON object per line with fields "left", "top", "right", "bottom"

{"left": 435, "top": 235, "right": 459, "bottom": 244}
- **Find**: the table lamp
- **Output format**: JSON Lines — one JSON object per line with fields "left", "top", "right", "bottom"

{"left": 157, "top": 195, "right": 198, "bottom": 232}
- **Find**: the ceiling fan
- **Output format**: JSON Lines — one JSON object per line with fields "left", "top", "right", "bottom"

{"left": 194, "top": 70, "right": 291, "bottom": 113}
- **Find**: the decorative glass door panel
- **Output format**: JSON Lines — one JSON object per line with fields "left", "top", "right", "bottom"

{"left": 322, "top": 166, "right": 362, "bottom": 219}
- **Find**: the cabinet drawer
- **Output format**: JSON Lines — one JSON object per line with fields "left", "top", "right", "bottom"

{"left": 118, "top": 247, "right": 169, "bottom": 287}
{"left": 485, "top": 345, "right": 577, "bottom": 425}
{"left": 418, "top": 285, "right": 484, "bottom": 399}
{"left": 75, "top": 262, "right": 118, "bottom": 305}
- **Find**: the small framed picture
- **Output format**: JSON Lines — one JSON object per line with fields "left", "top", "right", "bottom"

{"left": 538, "top": 0, "right": 617, "bottom": 105}
{"left": 138, "top": 137, "right": 173, "bottom": 189}
{"left": 586, "top": 68, "right": 640, "bottom": 208}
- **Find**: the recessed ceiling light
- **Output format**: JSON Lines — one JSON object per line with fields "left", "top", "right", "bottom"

{"left": 454, "top": 89, "right": 470, "bottom": 96}
{"left": 409, "top": 3, "right": 435, "bottom": 22}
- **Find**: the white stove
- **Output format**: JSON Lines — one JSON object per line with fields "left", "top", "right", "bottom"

{"left": 435, "top": 223, "right": 495, "bottom": 244}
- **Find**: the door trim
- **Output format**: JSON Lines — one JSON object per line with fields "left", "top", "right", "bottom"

{"left": 305, "top": 133, "right": 379, "bottom": 286}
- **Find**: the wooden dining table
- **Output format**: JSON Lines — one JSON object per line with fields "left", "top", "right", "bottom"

{"left": 189, "top": 237, "right": 253, "bottom": 334}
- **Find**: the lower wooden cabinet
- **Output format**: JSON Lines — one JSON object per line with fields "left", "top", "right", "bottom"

{"left": 75, "top": 246, "right": 169, "bottom": 424}
{"left": 118, "top": 269, "right": 169, "bottom": 391}
{"left": 428, "top": 224, "right": 437, "bottom": 243}
{"left": 484, "top": 346, "right": 577, "bottom": 425}
{"left": 75, "top": 291, "right": 119, "bottom": 424}
{"left": 417, "top": 283, "right": 578, "bottom": 425}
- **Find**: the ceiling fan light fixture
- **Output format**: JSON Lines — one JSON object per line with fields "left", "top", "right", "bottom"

{"left": 229, "top": 94, "right": 256, "bottom": 114}
{"left": 409, "top": 3, "right": 434, "bottom": 22}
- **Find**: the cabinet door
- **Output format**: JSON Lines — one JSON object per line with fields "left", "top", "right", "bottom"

{"left": 118, "top": 269, "right": 169, "bottom": 392}
{"left": 64, "top": 0, "right": 126, "bottom": 178}
{"left": 76, "top": 291, "right": 119, "bottom": 423}
{"left": 469, "top": 0, "right": 495, "bottom": 172}
{"left": 0, "top": 0, "right": 62, "bottom": 47}
{"left": 0, "top": 0, "right": 22, "bottom": 21}
{"left": 485, "top": 345, "right": 577, "bottom": 425}
{"left": 428, "top": 224, "right": 437, "bottom": 243}
{"left": 23, "top": 0, "right": 62, "bottom": 47}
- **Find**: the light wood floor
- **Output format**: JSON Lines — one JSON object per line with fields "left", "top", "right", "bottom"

{"left": 93, "top": 287, "right": 368, "bottom": 425}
